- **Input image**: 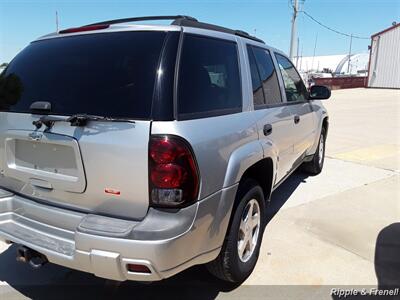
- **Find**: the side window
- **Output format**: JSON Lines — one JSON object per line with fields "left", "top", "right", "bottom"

{"left": 247, "top": 46, "right": 265, "bottom": 106}
{"left": 249, "top": 46, "right": 282, "bottom": 106}
{"left": 275, "top": 54, "right": 308, "bottom": 102}
{"left": 178, "top": 34, "right": 242, "bottom": 118}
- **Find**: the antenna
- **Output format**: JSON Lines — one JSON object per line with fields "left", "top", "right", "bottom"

{"left": 56, "top": 11, "right": 59, "bottom": 32}
{"left": 347, "top": 34, "right": 353, "bottom": 74}
{"left": 299, "top": 43, "right": 304, "bottom": 70}
{"left": 296, "top": 37, "right": 300, "bottom": 68}
{"left": 311, "top": 33, "right": 318, "bottom": 71}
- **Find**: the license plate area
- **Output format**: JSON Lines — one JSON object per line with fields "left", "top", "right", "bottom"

{"left": 4, "top": 130, "right": 86, "bottom": 193}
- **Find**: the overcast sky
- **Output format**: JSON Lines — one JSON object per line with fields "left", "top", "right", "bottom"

{"left": 1, "top": 0, "right": 399, "bottom": 62}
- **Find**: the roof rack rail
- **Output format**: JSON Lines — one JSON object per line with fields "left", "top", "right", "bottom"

{"left": 84, "top": 15, "right": 265, "bottom": 44}
{"left": 234, "top": 30, "right": 264, "bottom": 44}
{"left": 171, "top": 18, "right": 265, "bottom": 44}
{"left": 86, "top": 15, "right": 198, "bottom": 27}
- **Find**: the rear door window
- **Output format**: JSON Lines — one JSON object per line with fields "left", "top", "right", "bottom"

{"left": 0, "top": 31, "right": 168, "bottom": 119}
{"left": 275, "top": 53, "right": 308, "bottom": 102}
{"left": 250, "top": 46, "right": 282, "bottom": 106}
{"left": 247, "top": 46, "right": 265, "bottom": 106}
{"left": 177, "top": 34, "right": 242, "bottom": 119}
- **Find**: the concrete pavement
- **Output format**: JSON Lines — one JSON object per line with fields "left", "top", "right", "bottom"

{"left": 0, "top": 88, "right": 399, "bottom": 299}
{"left": 323, "top": 88, "right": 400, "bottom": 171}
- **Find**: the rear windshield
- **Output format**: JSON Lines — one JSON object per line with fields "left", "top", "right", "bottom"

{"left": 0, "top": 31, "right": 167, "bottom": 119}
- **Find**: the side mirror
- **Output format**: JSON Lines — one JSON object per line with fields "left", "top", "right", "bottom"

{"left": 308, "top": 85, "right": 331, "bottom": 100}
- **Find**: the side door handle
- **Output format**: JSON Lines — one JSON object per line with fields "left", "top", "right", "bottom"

{"left": 294, "top": 115, "right": 300, "bottom": 124}
{"left": 263, "top": 124, "right": 272, "bottom": 136}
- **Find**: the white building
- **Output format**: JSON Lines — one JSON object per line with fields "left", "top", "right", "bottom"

{"left": 295, "top": 53, "right": 369, "bottom": 75}
{"left": 368, "top": 23, "right": 400, "bottom": 89}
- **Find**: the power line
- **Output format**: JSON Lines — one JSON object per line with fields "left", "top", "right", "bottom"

{"left": 301, "top": 10, "right": 370, "bottom": 40}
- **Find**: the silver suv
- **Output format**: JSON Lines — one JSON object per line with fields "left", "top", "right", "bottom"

{"left": 0, "top": 16, "right": 330, "bottom": 283}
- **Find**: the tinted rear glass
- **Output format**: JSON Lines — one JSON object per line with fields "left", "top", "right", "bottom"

{"left": 178, "top": 34, "right": 242, "bottom": 119}
{"left": 0, "top": 32, "right": 167, "bottom": 119}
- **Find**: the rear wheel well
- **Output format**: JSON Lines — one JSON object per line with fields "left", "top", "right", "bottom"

{"left": 225, "top": 158, "right": 274, "bottom": 236}
{"left": 239, "top": 158, "right": 274, "bottom": 203}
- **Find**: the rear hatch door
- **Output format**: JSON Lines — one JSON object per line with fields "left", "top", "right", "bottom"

{"left": 0, "top": 30, "right": 173, "bottom": 220}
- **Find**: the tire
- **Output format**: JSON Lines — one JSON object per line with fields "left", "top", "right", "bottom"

{"left": 206, "top": 179, "right": 266, "bottom": 283}
{"left": 301, "top": 127, "right": 326, "bottom": 175}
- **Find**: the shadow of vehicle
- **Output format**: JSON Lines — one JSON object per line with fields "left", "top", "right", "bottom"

{"left": 0, "top": 170, "right": 310, "bottom": 300}
{"left": 331, "top": 223, "right": 400, "bottom": 300}
{"left": 375, "top": 223, "right": 400, "bottom": 294}
{"left": 267, "top": 170, "right": 310, "bottom": 223}
{"left": 0, "top": 245, "right": 238, "bottom": 300}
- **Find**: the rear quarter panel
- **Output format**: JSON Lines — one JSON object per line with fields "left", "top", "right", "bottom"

{"left": 151, "top": 111, "right": 260, "bottom": 199}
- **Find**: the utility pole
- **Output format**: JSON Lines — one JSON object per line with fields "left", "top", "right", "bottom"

{"left": 347, "top": 34, "right": 353, "bottom": 74}
{"left": 289, "top": 0, "right": 298, "bottom": 61}
{"left": 56, "top": 11, "right": 59, "bottom": 32}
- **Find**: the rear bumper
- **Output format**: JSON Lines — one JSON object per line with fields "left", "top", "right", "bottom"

{"left": 0, "top": 185, "right": 237, "bottom": 281}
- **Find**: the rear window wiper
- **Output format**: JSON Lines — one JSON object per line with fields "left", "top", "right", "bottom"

{"left": 67, "top": 114, "right": 136, "bottom": 126}
{"left": 32, "top": 114, "right": 135, "bottom": 130}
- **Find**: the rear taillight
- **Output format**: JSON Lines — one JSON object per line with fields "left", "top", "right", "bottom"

{"left": 59, "top": 24, "right": 110, "bottom": 34}
{"left": 149, "top": 135, "right": 199, "bottom": 207}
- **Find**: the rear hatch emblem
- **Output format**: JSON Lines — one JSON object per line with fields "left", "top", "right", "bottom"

{"left": 28, "top": 132, "right": 43, "bottom": 141}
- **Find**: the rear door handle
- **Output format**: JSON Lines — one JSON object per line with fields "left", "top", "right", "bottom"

{"left": 263, "top": 124, "right": 272, "bottom": 136}
{"left": 294, "top": 115, "right": 300, "bottom": 124}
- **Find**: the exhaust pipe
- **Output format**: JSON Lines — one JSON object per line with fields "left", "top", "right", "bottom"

{"left": 16, "top": 245, "right": 48, "bottom": 269}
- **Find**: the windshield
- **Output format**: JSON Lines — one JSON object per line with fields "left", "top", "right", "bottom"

{"left": 0, "top": 31, "right": 168, "bottom": 119}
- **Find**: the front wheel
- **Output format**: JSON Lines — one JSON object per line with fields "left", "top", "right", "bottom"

{"left": 206, "top": 179, "right": 266, "bottom": 283}
{"left": 301, "top": 127, "right": 326, "bottom": 175}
